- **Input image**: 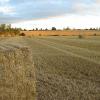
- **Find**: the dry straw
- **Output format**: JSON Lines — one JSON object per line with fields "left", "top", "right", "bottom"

{"left": 0, "top": 44, "right": 36, "bottom": 100}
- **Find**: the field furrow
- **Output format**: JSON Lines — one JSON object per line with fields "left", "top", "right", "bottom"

{"left": 33, "top": 38, "right": 100, "bottom": 64}
{"left": 25, "top": 37, "right": 100, "bottom": 100}
{"left": 41, "top": 36, "right": 100, "bottom": 51}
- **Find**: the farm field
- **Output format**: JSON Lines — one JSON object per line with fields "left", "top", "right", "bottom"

{"left": 26, "top": 36, "right": 100, "bottom": 100}
{"left": 0, "top": 36, "right": 100, "bottom": 100}
{"left": 21, "top": 30, "right": 100, "bottom": 36}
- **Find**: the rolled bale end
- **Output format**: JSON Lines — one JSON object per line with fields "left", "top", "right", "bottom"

{"left": 0, "top": 45, "right": 36, "bottom": 100}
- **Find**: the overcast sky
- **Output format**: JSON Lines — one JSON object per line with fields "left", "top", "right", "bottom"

{"left": 0, "top": 0, "right": 100, "bottom": 29}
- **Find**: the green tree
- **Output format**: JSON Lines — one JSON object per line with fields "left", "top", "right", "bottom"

{"left": 0, "top": 24, "right": 6, "bottom": 32}
{"left": 52, "top": 27, "right": 56, "bottom": 30}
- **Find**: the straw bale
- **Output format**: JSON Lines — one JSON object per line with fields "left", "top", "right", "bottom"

{"left": 0, "top": 45, "right": 36, "bottom": 100}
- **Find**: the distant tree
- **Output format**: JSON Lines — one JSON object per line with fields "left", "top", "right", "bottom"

{"left": 24, "top": 29, "right": 27, "bottom": 31}
{"left": 85, "top": 28, "right": 89, "bottom": 30}
{"left": 93, "top": 28, "right": 96, "bottom": 30}
{"left": 52, "top": 27, "right": 56, "bottom": 30}
{"left": 36, "top": 28, "right": 38, "bottom": 31}
{"left": 89, "top": 28, "right": 96, "bottom": 30}
{"left": 8, "top": 28, "right": 20, "bottom": 36}
{"left": 18, "top": 28, "right": 22, "bottom": 31}
{"left": 64, "top": 27, "right": 71, "bottom": 30}
{"left": 6, "top": 24, "right": 11, "bottom": 29}
{"left": 45, "top": 28, "right": 48, "bottom": 31}
{"left": 0, "top": 24, "right": 25, "bottom": 36}
{"left": 0, "top": 24, "right": 6, "bottom": 32}
{"left": 40, "top": 28, "right": 43, "bottom": 31}
{"left": 96, "top": 27, "right": 100, "bottom": 31}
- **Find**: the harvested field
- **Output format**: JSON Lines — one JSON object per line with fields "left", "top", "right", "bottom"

{"left": 0, "top": 36, "right": 100, "bottom": 100}
{"left": 21, "top": 30, "right": 100, "bottom": 36}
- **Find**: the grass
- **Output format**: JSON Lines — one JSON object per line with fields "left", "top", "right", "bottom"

{"left": 0, "top": 36, "right": 100, "bottom": 100}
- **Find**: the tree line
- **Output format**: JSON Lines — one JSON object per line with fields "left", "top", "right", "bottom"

{"left": 0, "top": 24, "right": 21, "bottom": 36}
{"left": 25, "top": 27, "right": 100, "bottom": 31}
{"left": 0, "top": 24, "right": 100, "bottom": 36}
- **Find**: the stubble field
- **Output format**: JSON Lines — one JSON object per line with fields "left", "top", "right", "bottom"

{"left": 0, "top": 36, "right": 100, "bottom": 100}
{"left": 22, "top": 30, "right": 100, "bottom": 36}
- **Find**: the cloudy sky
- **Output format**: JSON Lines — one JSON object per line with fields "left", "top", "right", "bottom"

{"left": 0, "top": 0, "right": 100, "bottom": 29}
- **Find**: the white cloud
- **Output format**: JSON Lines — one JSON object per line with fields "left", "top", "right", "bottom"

{"left": 0, "top": 0, "right": 16, "bottom": 15}
{"left": 1, "top": 0, "right": 100, "bottom": 25}
{"left": 0, "top": 6, "right": 15, "bottom": 15}
{"left": 12, "top": 14, "right": 100, "bottom": 29}
{"left": 95, "top": 0, "right": 100, "bottom": 3}
{"left": 71, "top": 0, "right": 100, "bottom": 16}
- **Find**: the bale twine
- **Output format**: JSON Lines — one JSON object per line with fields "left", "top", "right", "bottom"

{"left": 0, "top": 45, "right": 36, "bottom": 100}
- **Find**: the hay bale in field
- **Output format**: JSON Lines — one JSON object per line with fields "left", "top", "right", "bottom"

{"left": 0, "top": 45, "right": 36, "bottom": 100}
{"left": 78, "top": 34, "right": 85, "bottom": 39}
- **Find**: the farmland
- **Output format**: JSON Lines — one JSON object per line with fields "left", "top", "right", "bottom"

{"left": 21, "top": 30, "right": 100, "bottom": 36}
{"left": 0, "top": 36, "right": 100, "bottom": 100}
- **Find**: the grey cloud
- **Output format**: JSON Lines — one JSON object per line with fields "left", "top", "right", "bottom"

{"left": 0, "top": 0, "right": 100, "bottom": 23}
